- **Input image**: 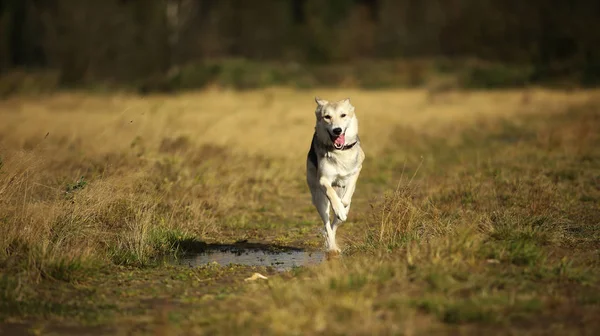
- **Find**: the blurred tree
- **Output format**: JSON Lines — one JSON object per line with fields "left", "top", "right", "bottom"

{"left": 0, "top": 0, "right": 46, "bottom": 71}
{"left": 1, "top": 0, "right": 598, "bottom": 85}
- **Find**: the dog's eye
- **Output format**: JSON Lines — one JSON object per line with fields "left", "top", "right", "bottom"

{"left": 323, "top": 115, "right": 331, "bottom": 120}
{"left": 340, "top": 114, "right": 347, "bottom": 118}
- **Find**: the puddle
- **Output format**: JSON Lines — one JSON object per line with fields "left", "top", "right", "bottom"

{"left": 172, "top": 243, "right": 325, "bottom": 271}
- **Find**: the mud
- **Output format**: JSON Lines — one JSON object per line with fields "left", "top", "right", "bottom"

{"left": 171, "top": 242, "right": 325, "bottom": 271}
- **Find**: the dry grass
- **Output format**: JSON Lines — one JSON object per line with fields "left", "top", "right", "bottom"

{"left": 0, "top": 88, "right": 599, "bottom": 334}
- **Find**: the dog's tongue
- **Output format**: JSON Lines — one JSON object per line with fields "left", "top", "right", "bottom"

{"left": 334, "top": 134, "right": 345, "bottom": 147}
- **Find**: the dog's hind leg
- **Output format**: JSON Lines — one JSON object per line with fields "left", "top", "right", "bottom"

{"left": 313, "top": 191, "right": 340, "bottom": 253}
{"left": 330, "top": 185, "right": 347, "bottom": 249}
{"left": 330, "top": 199, "right": 350, "bottom": 249}
{"left": 331, "top": 204, "right": 347, "bottom": 234}
{"left": 331, "top": 216, "right": 341, "bottom": 249}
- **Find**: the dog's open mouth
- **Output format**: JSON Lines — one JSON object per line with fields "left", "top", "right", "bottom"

{"left": 330, "top": 133, "right": 346, "bottom": 149}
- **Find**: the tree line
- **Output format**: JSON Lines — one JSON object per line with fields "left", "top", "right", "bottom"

{"left": 1, "top": 0, "right": 598, "bottom": 86}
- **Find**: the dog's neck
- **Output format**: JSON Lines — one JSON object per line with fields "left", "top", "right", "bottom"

{"left": 335, "top": 138, "right": 359, "bottom": 151}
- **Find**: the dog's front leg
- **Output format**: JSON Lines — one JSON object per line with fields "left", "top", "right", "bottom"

{"left": 341, "top": 168, "right": 361, "bottom": 211}
{"left": 319, "top": 176, "right": 347, "bottom": 221}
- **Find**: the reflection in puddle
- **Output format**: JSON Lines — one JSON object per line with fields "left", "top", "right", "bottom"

{"left": 175, "top": 248, "right": 325, "bottom": 271}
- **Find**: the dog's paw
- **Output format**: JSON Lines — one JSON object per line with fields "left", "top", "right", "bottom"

{"left": 332, "top": 200, "right": 347, "bottom": 221}
{"left": 334, "top": 208, "right": 347, "bottom": 221}
{"left": 326, "top": 246, "right": 342, "bottom": 258}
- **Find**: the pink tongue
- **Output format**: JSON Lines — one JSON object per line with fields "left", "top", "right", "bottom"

{"left": 334, "top": 134, "right": 345, "bottom": 146}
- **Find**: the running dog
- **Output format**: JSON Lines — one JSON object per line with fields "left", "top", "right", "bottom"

{"left": 306, "top": 97, "right": 365, "bottom": 253}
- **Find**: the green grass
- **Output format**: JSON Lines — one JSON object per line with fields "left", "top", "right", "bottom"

{"left": 4, "top": 59, "right": 584, "bottom": 97}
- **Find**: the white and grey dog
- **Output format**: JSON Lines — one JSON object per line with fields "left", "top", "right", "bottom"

{"left": 306, "top": 97, "right": 365, "bottom": 253}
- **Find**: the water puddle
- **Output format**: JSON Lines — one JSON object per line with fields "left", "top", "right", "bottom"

{"left": 172, "top": 242, "right": 325, "bottom": 272}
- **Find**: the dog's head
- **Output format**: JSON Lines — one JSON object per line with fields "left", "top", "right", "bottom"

{"left": 314, "top": 97, "right": 358, "bottom": 149}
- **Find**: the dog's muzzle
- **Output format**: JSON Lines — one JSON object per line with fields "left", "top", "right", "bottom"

{"left": 330, "top": 130, "right": 346, "bottom": 149}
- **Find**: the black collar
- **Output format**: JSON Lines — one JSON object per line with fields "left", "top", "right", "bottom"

{"left": 337, "top": 140, "right": 358, "bottom": 151}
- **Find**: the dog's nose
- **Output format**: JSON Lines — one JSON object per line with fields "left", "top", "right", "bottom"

{"left": 332, "top": 127, "right": 343, "bottom": 135}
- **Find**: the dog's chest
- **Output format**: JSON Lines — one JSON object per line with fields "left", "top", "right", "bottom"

{"left": 322, "top": 150, "right": 361, "bottom": 178}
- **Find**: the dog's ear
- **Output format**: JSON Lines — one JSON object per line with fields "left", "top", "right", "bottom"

{"left": 315, "top": 97, "right": 328, "bottom": 106}
{"left": 340, "top": 98, "right": 355, "bottom": 113}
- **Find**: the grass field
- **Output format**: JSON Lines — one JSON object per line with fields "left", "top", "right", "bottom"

{"left": 1, "top": 88, "right": 599, "bottom": 335}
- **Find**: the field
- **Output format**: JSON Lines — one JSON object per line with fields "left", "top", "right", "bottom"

{"left": 1, "top": 88, "right": 599, "bottom": 335}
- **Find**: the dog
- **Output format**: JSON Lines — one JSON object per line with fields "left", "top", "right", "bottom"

{"left": 306, "top": 97, "right": 365, "bottom": 254}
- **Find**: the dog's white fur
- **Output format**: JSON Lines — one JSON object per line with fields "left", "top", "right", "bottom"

{"left": 306, "top": 97, "right": 365, "bottom": 253}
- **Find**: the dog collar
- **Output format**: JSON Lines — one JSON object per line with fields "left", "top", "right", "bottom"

{"left": 338, "top": 140, "right": 358, "bottom": 151}
{"left": 327, "top": 135, "right": 360, "bottom": 151}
